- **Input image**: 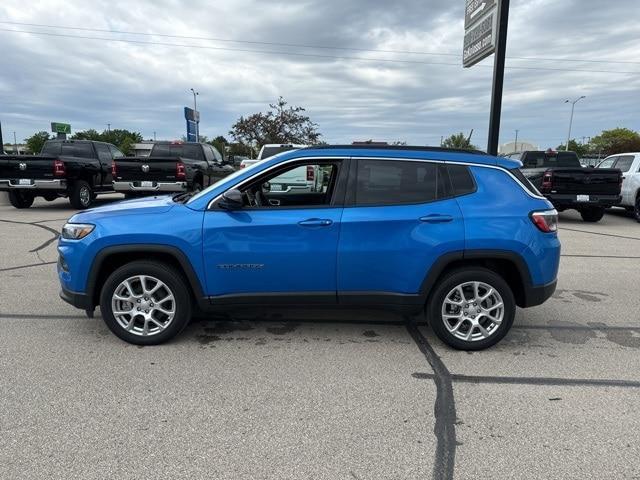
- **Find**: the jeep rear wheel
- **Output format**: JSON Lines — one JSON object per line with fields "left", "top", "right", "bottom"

{"left": 100, "top": 261, "right": 192, "bottom": 345}
{"left": 8, "top": 190, "right": 34, "bottom": 209}
{"left": 428, "top": 268, "right": 516, "bottom": 350}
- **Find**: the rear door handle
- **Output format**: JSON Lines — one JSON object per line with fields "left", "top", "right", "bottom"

{"left": 298, "top": 218, "right": 333, "bottom": 227}
{"left": 419, "top": 214, "right": 453, "bottom": 224}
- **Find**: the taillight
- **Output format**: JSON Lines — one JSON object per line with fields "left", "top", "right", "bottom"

{"left": 531, "top": 210, "right": 558, "bottom": 233}
{"left": 306, "top": 165, "right": 314, "bottom": 181}
{"left": 541, "top": 170, "right": 553, "bottom": 192}
{"left": 53, "top": 159, "right": 66, "bottom": 177}
{"left": 111, "top": 161, "right": 117, "bottom": 178}
{"left": 176, "top": 162, "right": 186, "bottom": 180}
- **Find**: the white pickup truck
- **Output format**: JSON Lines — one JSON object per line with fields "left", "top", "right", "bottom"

{"left": 597, "top": 153, "right": 640, "bottom": 221}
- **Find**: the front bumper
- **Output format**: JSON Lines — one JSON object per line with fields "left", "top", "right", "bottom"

{"left": 522, "top": 279, "right": 557, "bottom": 308}
{"left": 60, "top": 285, "right": 92, "bottom": 310}
{"left": 113, "top": 180, "right": 187, "bottom": 192}
{"left": 0, "top": 179, "right": 66, "bottom": 190}
{"left": 545, "top": 194, "right": 622, "bottom": 209}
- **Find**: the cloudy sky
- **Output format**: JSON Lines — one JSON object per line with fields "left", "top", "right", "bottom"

{"left": 0, "top": 0, "right": 639, "bottom": 150}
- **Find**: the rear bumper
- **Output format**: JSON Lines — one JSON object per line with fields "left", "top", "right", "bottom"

{"left": 59, "top": 286, "right": 92, "bottom": 310}
{"left": 0, "top": 179, "right": 66, "bottom": 190}
{"left": 545, "top": 194, "right": 621, "bottom": 209}
{"left": 522, "top": 279, "right": 557, "bottom": 308}
{"left": 113, "top": 181, "right": 187, "bottom": 192}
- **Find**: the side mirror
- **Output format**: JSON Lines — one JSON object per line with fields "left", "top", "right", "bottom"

{"left": 219, "top": 189, "right": 243, "bottom": 210}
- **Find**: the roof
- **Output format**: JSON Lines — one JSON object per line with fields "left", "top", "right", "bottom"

{"left": 288, "top": 145, "right": 520, "bottom": 168}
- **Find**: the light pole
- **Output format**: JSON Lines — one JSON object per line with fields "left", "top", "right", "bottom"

{"left": 514, "top": 129, "right": 519, "bottom": 152}
{"left": 190, "top": 88, "right": 199, "bottom": 142}
{"left": 564, "top": 96, "right": 585, "bottom": 151}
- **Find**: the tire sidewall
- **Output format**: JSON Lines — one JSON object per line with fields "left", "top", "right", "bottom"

{"left": 8, "top": 190, "right": 34, "bottom": 208}
{"left": 70, "top": 180, "right": 93, "bottom": 209}
{"left": 428, "top": 268, "right": 516, "bottom": 351}
{"left": 100, "top": 262, "right": 192, "bottom": 345}
{"left": 634, "top": 196, "right": 640, "bottom": 223}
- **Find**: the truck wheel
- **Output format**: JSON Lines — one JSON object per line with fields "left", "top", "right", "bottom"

{"left": 192, "top": 180, "right": 203, "bottom": 192}
{"left": 43, "top": 193, "right": 58, "bottom": 202}
{"left": 427, "top": 267, "right": 516, "bottom": 351}
{"left": 100, "top": 261, "right": 192, "bottom": 345}
{"left": 634, "top": 196, "right": 640, "bottom": 223}
{"left": 69, "top": 180, "right": 93, "bottom": 209}
{"left": 8, "top": 190, "right": 34, "bottom": 209}
{"left": 580, "top": 207, "right": 604, "bottom": 222}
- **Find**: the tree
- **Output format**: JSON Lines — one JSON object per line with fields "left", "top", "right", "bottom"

{"left": 24, "top": 131, "right": 51, "bottom": 154}
{"left": 72, "top": 128, "right": 143, "bottom": 154}
{"left": 229, "top": 97, "right": 322, "bottom": 149}
{"left": 208, "top": 135, "right": 228, "bottom": 156}
{"left": 556, "top": 139, "right": 589, "bottom": 157}
{"left": 590, "top": 128, "right": 640, "bottom": 156}
{"left": 441, "top": 132, "right": 478, "bottom": 151}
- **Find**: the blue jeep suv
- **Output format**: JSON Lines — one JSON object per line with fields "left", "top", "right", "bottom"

{"left": 58, "top": 146, "right": 560, "bottom": 350}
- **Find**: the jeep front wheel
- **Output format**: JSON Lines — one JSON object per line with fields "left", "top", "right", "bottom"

{"left": 100, "top": 261, "right": 192, "bottom": 345}
{"left": 428, "top": 268, "right": 516, "bottom": 350}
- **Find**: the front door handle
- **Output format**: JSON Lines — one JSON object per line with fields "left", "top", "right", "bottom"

{"left": 298, "top": 218, "right": 333, "bottom": 227}
{"left": 419, "top": 214, "right": 453, "bottom": 224}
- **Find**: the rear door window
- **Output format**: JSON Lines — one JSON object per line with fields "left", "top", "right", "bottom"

{"left": 109, "top": 145, "right": 124, "bottom": 159}
{"left": 613, "top": 155, "right": 634, "bottom": 172}
{"left": 355, "top": 160, "right": 439, "bottom": 206}
{"left": 95, "top": 143, "right": 111, "bottom": 162}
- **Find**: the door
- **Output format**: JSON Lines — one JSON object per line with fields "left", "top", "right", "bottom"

{"left": 611, "top": 155, "right": 636, "bottom": 205}
{"left": 337, "top": 159, "right": 465, "bottom": 297}
{"left": 95, "top": 143, "right": 113, "bottom": 187}
{"left": 202, "top": 159, "right": 346, "bottom": 300}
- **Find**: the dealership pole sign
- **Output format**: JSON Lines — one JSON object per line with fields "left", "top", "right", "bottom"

{"left": 463, "top": 0, "right": 498, "bottom": 67}
{"left": 184, "top": 107, "right": 199, "bottom": 142}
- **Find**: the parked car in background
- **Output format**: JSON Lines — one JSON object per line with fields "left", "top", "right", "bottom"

{"left": 513, "top": 150, "right": 622, "bottom": 222}
{"left": 112, "top": 141, "right": 234, "bottom": 196}
{"left": 0, "top": 139, "right": 122, "bottom": 209}
{"left": 597, "top": 153, "right": 640, "bottom": 222}
{"left": 58, "top": 145, "right": 560, "bottom": 351}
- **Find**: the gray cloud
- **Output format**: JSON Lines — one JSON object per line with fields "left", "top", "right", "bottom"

{"left": 0, "top": 0, "right": 638, "bottom": 150}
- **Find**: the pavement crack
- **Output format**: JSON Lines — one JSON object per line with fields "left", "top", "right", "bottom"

{"left": 0, "top": 218, "right": 60, "bottom": 253}
{"left": 406, "top": 322, "right": 456, "bottom": 480}
{"left": 0, "top": 261, "right": 56, "bottom": 272}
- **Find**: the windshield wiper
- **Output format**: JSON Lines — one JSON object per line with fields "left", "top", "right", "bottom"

{"left": 172, "top": 192, "right": 195, "bottom": 203}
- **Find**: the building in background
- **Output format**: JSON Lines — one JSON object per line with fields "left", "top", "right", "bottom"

{"left": 2, "top": 144, "right": 30, "bottom": 155}
{"left": 499, "top": 140, "right": 538, "bottom": 154}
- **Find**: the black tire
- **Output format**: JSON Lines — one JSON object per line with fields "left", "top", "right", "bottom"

{"left": 427, "top": 267, "right": 516, "bottom": 351}
{"left": 69, "top": 180, "right": 93, "bottom": 209}
{"left": 191, "top": 179, "right": 203, "bottom": 193}
{"left": 100, "top": 261, "right": 192, "bottom": 345}
{"left": 8, "top": 190, "right": 34, "bottom": 209}
{"left": 580, "top": 207, "right": 605, "bottom": 222}
{"left": 633, "top": 195, "right": 640, "bottom": 223}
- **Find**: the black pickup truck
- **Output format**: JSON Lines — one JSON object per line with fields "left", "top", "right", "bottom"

{"left": 112, "top": 141, "right": 234, "bottom": 196}
{"left": 510, "top": 150, "right": 622, "bottom": 222}
{"left": 0, "top": 139, "right": 123, "bottom": 209}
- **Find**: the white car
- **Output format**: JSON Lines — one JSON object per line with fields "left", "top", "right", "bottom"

{"left": 597, "top": 153, "right": 640, "bottom": 221}
{"left": 239, "top": 143, "right": 307, "bottom": 170}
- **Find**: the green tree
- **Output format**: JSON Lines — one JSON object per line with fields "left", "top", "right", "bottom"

{"left": 556, "top": 139, "right": 589, "bottom": 157}
{"left": 24, "top": 131, "right": 51, "bottom": 154}
{"left": 208, "top": 135, "right": 228, "bottom": 156}
{"left": 229, "top": 97, "right": 322, "bottom": 148}
{"left": 590, "top": 128, "right": 640, "bottom": 156}
{"left": 72, "top": 128, "right": 143, "bottom": 154}
{"left": 442, "top": 132, "right": 478, "bottom": 151}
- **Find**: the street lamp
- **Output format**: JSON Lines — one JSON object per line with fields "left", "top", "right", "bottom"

{"left": 190, "top": 88, "right": 199, "bottom": 142}
{"left": 564, "top": 96, "right": 585, "bottom": 151}
{"left": 514, "top": 129, "right": 519, "bottom": 152}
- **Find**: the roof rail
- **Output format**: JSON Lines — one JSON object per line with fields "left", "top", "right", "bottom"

{"left": 303, "top": 144, "right": 485, "bottom": 155}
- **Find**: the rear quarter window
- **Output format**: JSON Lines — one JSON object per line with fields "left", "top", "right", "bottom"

{"left": 510, "top": 168, "right": 541, "bottom": 196}
{"left": 447, "top": 164, "right": 476, "bottom": 196}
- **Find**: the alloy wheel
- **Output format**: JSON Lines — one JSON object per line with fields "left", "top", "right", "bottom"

{"left": 111, "top": 275, "right": 176, "bottom": 336}
{"left": 441, "top": 281, "right": 504, "bottom": 342}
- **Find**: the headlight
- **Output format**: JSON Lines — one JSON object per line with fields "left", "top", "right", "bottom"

{"left": 61, "top": 223, "right": 95, "bottom": 240}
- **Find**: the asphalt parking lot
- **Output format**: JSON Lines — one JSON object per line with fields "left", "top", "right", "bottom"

{"left": 1, "top": 195, "right": 639, "bottom": 480}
